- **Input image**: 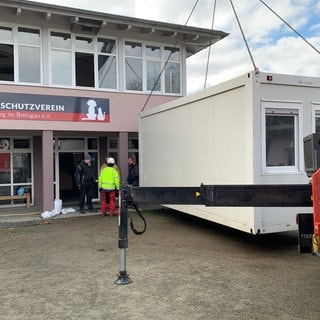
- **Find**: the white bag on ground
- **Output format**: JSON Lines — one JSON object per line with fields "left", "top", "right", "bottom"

{"left": 54, "top": 199, "right": 62, "bottom": 215}
{"left": 41, "top": 210, "right": 56, "bottom": 219}
{"left": 61, "top": 207, "right": 76, "bottom": 214}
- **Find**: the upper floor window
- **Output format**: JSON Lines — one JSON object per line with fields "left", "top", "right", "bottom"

{"left": 0, "top": 26, "right": 40, "bottom": 83}
{"left": 125, "top": 41, "right": 142, "bottom": 91}
{"left": 50, "top": 32, "right": 72, "bottom": 86}
{"left": 18, "top": 28, "right": 41, "bottom": 83}
{"left": 75, "top": 36, "right": 94, "bottom": 87}
{"left": 50, "top": 32, "right": 117, "bottom": 89}
{"left": 98, "top": 38, "right": 117, "bottom": 89}
{"left": 164, "top": 46, "right": 180, "bottom": 94}
{"left": 262, "top": 102, "right": 302, "bottom": 174}
{"left": 146, "top": 45, "right": 161, "bottom": 91}
{"left": 0, "top": 26, "right": 13, "bottom": 81}
{"left": 124, "top": 41, "right": 181, "bottom": 94}
{"left": 0, "top": 23, "right": 181, "bottom": 94}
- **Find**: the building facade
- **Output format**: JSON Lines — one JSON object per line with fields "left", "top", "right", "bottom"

{"left": 0, "top": 0, "right": 227, "bottom": 211}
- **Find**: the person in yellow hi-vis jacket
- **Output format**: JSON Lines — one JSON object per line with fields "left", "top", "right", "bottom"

{"left": 98, "top": 157, "right": 120, "bottom": 216}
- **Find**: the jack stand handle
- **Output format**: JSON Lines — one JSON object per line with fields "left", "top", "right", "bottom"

{"left": 115, "top": 183, "right": 132, "bottom": 285}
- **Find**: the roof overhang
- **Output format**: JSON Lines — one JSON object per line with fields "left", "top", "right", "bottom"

{"left": 0, "top": 0, "right": 229, "bottom": 57}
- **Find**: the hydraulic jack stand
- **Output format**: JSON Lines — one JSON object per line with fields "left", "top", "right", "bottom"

{"left": 114, "top": 184, "right": 146, "bottom": 285}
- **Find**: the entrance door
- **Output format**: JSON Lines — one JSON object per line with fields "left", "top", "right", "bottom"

{"left": 58, "top": 152, "right": 99, "bottom": 204}
{"left": 59, "top": 152, "right": 82, "bottom": 203}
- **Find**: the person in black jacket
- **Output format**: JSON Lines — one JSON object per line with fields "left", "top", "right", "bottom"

{"left": 127, "top": 156, "right": 139, "bottom": 186}
{"left": 74, "top": 153, "right": 96, "bottom": 214}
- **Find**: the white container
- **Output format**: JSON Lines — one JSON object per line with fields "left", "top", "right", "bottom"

{"left": 54, "top": 199, "right": 62, "bottom": 215}
{"left": 139, "top": 71, "right": 316, "bottom": 234}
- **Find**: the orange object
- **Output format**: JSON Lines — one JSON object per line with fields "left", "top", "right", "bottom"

{"left": 311, "top": 169, "right": 320, "bottom": 236}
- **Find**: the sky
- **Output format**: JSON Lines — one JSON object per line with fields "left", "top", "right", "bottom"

{"left": 28, "top": 0, "right": 320, "bottom": 94}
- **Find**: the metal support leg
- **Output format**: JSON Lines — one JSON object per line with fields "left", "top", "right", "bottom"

{"left": 115, "top": 184, "right": 132, "bottom": 285}
{"left": 115, "top": 248, "right": 132, "bottom": 285}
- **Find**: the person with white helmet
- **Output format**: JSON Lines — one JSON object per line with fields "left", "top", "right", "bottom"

{"left": 98, "top": 157, "right": 120, "bottom": 216}
{"left": 100, "top": 156, "right": 120, "bottom": 177}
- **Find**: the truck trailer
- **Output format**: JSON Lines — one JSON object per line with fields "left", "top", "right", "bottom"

{"left": 138, "top": 71, "right": 320, "bottom": 234}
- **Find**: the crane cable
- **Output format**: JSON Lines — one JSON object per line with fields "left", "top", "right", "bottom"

{"left": 204, "top": 0, "right": 218, "bottom": 90}
{"left": 258, "top": 0, "right": 320, "bottom": 55}
{"left": 229, "top": 0, "right": 320, "bottom": 76}
{"left": 141, "top": 0, "right": 201, "bottom": 112}
{"left": 229, "top": 0, "right": 259, "bottom": 74}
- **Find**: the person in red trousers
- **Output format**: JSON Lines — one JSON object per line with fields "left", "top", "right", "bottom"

{"left": 98, "top": 157, "right": 120, "bottom": 216}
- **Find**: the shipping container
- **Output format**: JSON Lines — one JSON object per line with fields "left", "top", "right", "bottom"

{"left": 139, "top": 71, "right": 320, "bottom": 234}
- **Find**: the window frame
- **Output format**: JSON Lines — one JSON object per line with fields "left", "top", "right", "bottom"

{"left": 97, "top": 37, "right": 117, "bottom": 89}
{"left": 164, "top": 46, "right": 181, "bottom": 94}
{"left": 0, "top": 24, "right": 42, "bottom": 85}
{"left": 261, "top": 101, "right": 303, "bottom": 175}
{"left": 108, "top": 137, "right": 119, "bottom": 163}
{"left": 17, "top": 26, "right": 42, "bottom": 84}
{"left": 0, "top": 22, "right": 183, "bottom": 94}
{"left": 49, "top": 31, "right": 72, "bottom": 86}
{"left": 123, "top": 39, "right": 181, "bottom": 95}
{"left": 312, "top": 102, "right": 320, "bottom": 133}
{"left": 128, "top": 134, "right": 139, "bottom": 164}
{"left": 49, "top": 30, "right": 118, "bottom": 90}
{"left": 0, "top": 25, "right": 14, "bottom": 82}
{"left": 0, "top": 137, "right": 33, "bottom": 206}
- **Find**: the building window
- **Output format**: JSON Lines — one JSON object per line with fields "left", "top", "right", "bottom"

{"left": 75, "top": 52, "right": 94, "bottom": 87}
{"left": 125, "top": 41, "right": 181, "bottom": 94}
{"left": 313, "top": 105, "right": 320, "bottom": 133}
{"left": 164, "top": 46, "right": 180, "bottom": 94}
{"left": 13, "top": 153, "right": 31, "bottom": 184}
{"left": 88, "top": 138, "right": 98, "bottom": 150}
{"left": 58, "top": 138, "right": 85, "bottom": 150}
{"left": 98, "top": 38, "right": 117, "bottom": 89}
{"left": 0, "top": 137, "right": 32, "bottom": 206}
{"left": 50, "top": 32, "right": 72, "bottom": 86}
{"left": 50, "top": 33, "right": 117, "bottom": 89}
{"left": 18, "top": 27, "right": 41, "bottom": 83}
{"left": 0, "top": 26, "right": 14, "bottom": 81}
{"left": 128, "top": 136, "right": 139, "bottom": 164}
{"left": 262, "top": 103, "right": 301, "bottom": 174}
{"left": 108, "top": 138, "right": 118, "bottom": 163}
{"left": 0, "top": 23, "right": 182, "bottom": 93}
{"left": 0, "top": 25, "right": 12, "bottom": 41}
{"left": 0, "top": 26, "right": 40, "bottom": 84}
{"left": 75, "top": 36, "right": 94, "bottom": 87}
{"left": 0, "top": 43, "right": 13, "bottom": 81}
{"left": 125, "top": 41, "right": 142, "bottom": 91}
{"left": 146, "top": 45, "right": 161, "bottom": 91}
{"left": 316, "top": 116, "right": 320, "bottom": 133}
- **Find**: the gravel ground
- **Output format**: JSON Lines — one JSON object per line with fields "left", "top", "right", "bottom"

{"left": 0, "top": 209, "right": 320, "bottom": 320}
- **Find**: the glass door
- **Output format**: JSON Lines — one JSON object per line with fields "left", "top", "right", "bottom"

{"left": 55, "top": 137, "right": 99, "bottom": 204}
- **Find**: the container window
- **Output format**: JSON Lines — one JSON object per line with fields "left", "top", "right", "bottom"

{"left": 262, "top": 104, "right": 301, "bottom": 174}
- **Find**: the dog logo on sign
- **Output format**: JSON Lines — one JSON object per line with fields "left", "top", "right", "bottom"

{"left": 0, "top": 139, "right": 10, "bottom": 150}
{"left": 82, "top": 99, "right": 105, "bottom": 121}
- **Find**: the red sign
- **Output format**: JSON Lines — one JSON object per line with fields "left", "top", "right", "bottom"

{"left": 0, "top": 153, "right": 10, "bottom": 173}
{"left": 0, "top": 93, "right": 110, "bottom": 123}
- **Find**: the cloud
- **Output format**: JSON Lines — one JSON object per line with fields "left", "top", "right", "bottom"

{"left": 186, "top": 0, "right": 320, "bottom": 93}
